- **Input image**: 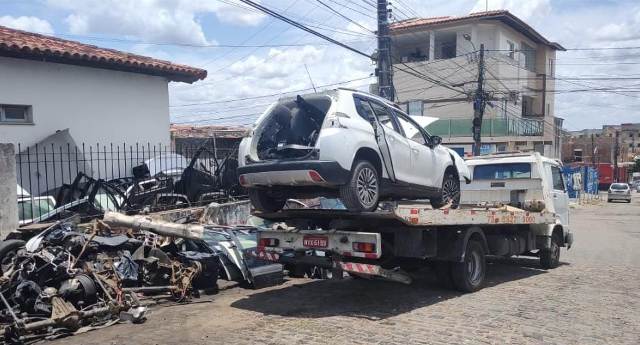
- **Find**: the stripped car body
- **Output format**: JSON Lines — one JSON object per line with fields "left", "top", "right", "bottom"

{"left": 237, "top": 88, "right": 471, "bottom": 212}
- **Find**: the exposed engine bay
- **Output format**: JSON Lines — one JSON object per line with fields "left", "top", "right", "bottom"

{"left": 256, "top": 94, "right": 332, "bottom": 160}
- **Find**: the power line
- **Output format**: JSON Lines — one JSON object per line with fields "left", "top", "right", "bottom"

{"left": 170, "top": 76, "right": 373, "bottom": 107}
{"left": 315, "top": 0, "right": 374, "bottom": 33}
{"left": 237, "top": 0, "right": 372, "bottom": 59}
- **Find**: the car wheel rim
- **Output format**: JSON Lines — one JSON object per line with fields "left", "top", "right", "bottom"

{"left": 356, "top": 167, "right": 378, "bottom": 208}
{"left": 467, "top": 250, "right": 482, "bottom": 285}
{"left": 442, "top": 177, "right": 460, "bottom": 204}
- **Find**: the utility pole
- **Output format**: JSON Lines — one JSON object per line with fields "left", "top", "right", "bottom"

{"left": 472, "top": 44, "right": 486, "bottom": 156}
{"left": 376, "top": 0, "right": 394, "bottom": 101}
{"left": 614, "top": 130, "right": 620, "bottom": 182}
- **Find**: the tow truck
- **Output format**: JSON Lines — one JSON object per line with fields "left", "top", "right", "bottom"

{"left": 250, "top": 152, "right": 574, "bottom": 292}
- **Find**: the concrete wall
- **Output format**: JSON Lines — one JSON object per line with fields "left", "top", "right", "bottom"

{"left": 0, "top": 144, "right": 18, "bottom": 238}
{"left": 0, "top": 57, "right": 171, "bottom": 147}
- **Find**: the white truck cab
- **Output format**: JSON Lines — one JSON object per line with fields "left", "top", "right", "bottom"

{"left": 462, "top": 152, "right": 573, "bottom": 249}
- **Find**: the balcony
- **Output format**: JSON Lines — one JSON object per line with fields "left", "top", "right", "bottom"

{"left": 426, "top": 118, "right": 544, "bottom": 138}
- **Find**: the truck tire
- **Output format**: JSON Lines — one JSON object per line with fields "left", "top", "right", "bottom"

{"left": 451, "top": 240, "right": 486, "bottom": 292}
{"left": 540, "top": 233, "right": 561, "bottom": 269}
{"left": 248, "top": 188, "right": 286, "bottom": 213}
{"left": 0, "top": 239, "right": 25, "bottom": 274}
{"left": 340, "top": 160, "right": 379, "bottom": 212}
{"left": 430, "top": 171, "right": 460, "bottom": 209}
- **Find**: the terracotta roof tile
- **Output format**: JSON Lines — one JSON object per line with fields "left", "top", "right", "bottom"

{"left": 0, "top": 25, "right": 207, "bottom": 83}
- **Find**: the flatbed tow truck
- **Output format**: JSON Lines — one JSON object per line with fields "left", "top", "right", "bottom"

{"left": 251, "top": 153, "right": 574, "bottom": 292}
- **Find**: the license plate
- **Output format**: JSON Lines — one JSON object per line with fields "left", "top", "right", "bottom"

{"left": 303, "top": 235, "right": 328, "bottom": 248}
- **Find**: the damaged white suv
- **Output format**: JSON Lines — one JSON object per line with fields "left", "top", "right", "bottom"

{"left": 237, "top": 88, "right": 471, "bottom": 212}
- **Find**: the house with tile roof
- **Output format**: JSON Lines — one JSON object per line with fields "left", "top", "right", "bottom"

{"left": 388, "top": 10, "right": 565, "bottom": 158}
{"left": 0, "top": 25, "right": 206, "bottom": 147}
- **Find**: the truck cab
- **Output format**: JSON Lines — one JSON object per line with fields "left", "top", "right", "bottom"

{"left": 462, "top": 152, "right": 573, "bottom": 249}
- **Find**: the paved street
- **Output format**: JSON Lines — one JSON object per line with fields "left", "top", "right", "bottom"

{"left": 52, "top": 193, "right": 640, "bottom": 345}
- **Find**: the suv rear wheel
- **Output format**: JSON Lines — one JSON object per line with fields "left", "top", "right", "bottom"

{"left": 248, "top": 189, "right": 286, "bottom": 213}
{"left": 340, "top": 160, "right": 379, "bottom": 212}
{"left": 430, "top": 171, "right": 460, "bottom": 209}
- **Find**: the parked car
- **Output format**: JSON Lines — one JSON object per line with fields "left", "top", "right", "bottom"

{"left": 17, "top": 185, "right": 56, "bottom": 225}
{"left": 608, "top": 183, "right": 632, "bottom": 203}
{"left": 237, "top": 88, "right": 471, "bottom": 212}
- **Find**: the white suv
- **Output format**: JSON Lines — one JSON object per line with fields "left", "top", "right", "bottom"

{"left": 237, "top": 88, "right": 471, "bottom": 212}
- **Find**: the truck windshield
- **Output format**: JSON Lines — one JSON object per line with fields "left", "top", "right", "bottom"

{"left": 473, "top": 163, "right": 532, "bottom": 180}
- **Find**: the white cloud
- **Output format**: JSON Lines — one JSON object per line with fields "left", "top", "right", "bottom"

{"left": 46, "top": 0, "right": 265, "bottom": 45}
{"left": 592, "top": 7, "right": 640, "bottom": 42}
{"left": 0, "top": 16, "right": 54, "bottom": 35}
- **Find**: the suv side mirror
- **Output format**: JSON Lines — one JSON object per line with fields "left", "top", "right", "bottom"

{"left": 430, "top": 136, "right": 442, "bottom": 147}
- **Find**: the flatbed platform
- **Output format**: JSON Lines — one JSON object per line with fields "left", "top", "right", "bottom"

{"left": 254, "top": 204, "right": 557, "bottom": 227}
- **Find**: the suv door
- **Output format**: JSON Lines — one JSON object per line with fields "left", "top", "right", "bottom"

{"left": 549, "top": 164, "right": 569, "bottom": 227}
{"left": 367, "top": 100, "right": 412, "bottom": 184}
{"left": 354, "top": 97, "right": 396, "bottom": 182}
{"left": 393, "top": 111, "right": 439, "bottom": 187}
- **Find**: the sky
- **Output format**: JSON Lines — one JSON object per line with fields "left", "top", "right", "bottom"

{"left": 1, "top": 0, "right": 640, "bottom": 130}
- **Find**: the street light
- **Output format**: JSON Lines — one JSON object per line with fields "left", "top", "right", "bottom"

{"left": 463, "top": 33, "right": 476, "bottom": 51}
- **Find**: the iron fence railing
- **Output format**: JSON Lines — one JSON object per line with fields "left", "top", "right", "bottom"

{"left": 426, "top": 117, "right": 545, "bottom": 138}
{"left": 14, "top": 141, "right": 243, "bottom": 225}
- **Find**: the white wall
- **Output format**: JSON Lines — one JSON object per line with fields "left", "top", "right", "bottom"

{"left": 0, "top": 57, "right": 171, "bottom": 147}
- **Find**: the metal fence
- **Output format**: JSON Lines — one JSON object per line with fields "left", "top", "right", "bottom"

{"left": 14, "top": 141, "right": 242, "bottom": 225}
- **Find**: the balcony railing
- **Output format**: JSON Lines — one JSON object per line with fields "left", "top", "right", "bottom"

{"left": 426, "top": 118, "right": 544, "bottom": 138}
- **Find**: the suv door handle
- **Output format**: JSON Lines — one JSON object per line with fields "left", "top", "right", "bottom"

{"left": 388, "top": 136, "right": 395, "bottom": 142}
{"left": 411, "top": 148, "right": 419, "bottom": 154}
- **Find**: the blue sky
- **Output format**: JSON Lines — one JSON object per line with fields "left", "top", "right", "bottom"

{"left": 1, "top": 0, "right": 640, "bottom": 130}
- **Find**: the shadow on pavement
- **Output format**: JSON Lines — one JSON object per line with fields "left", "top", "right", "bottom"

{"left": 231, "top": 257, "right": 550, "bottom": 320}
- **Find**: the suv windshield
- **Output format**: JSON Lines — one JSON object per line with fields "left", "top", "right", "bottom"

{"left": 610, "top": 183, "right": 629, "bottom": 190}
{"left": 473, "top": 163, "right": 532, "bottom": 180}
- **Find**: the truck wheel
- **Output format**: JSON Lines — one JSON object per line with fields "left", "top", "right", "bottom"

{"left": 451, "top": 240, "right": 486, "bottom": 292}
{"left": 340, "top": 160, "right": 379, "bottom": 212}
{"left": 0, "top": 240, "right": 25, "bottom": 274}
{"left": 540, "top": 233, "right": 561, "bottom": 269}
{"left": 433, "top": 261, "right": 454, "bottom": 289}
{"left": 248, "top": 188, "right": 286, "bottom": 212}
{"left": 430, "top": 171, "right": 460, "bottom": 209}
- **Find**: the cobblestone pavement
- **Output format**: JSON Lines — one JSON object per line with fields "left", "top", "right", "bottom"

{"left": 51, "top": 194, "right": 640, "bottom": 345}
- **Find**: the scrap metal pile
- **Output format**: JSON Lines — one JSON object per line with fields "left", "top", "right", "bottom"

{"left": 0, "top": 218, "right": 220, "bottom": 344}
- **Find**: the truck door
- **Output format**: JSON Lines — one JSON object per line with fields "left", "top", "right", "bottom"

{"left": 549, "top": 164, "right": 569, "bottom": 226}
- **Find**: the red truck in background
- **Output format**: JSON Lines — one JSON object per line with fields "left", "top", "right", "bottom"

{"left": 597, "top": 163, "right": 628, "bottom": 190}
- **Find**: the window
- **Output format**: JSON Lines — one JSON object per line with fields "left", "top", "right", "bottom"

{"left": 405, "top": 100, "right": 423, "bottom": 116}
{"left": 394, "top": 111, "right": 427, "bottom": 145}
{"left": 521, "top": 96, "right": 534, "bottom": 116}
{"left": 507, "top": 40, "right": 515, "bottom": 59}
{"left": 551, "top": 166, "right": 565, "bottom": 191}
{"left": 369, "top": 101, "right": 401, "bottom": 133}
{"left": 354, "top": 97, "right": 375, "bottom": 121}
{"left": 548, "top": 58, "right": 555, "bottom": 76}
{"left": 521, "top": 42, "right": 536, "bottom": 72}
{"left": 473, "top": 163, "right": 532, "bottom": 180}
{"left": 0, "top": 104, "right": 32, "bottom": 124}
{"left": 574, "top": 149, "right": 583, "bottom": 162}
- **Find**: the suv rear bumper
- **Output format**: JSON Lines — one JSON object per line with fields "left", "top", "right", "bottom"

{"left": 237, "top": 160, "right": 350, "bottom": 187}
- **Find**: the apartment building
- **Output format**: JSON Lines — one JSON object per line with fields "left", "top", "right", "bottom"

{"left": 389, "top": 10, "right": 565, "bottom": 157}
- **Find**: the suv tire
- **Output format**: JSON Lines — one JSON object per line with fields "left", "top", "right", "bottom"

{"left": 451, "top": 240, "right": 486, "bottom": 292}
{"left": 248, "top": 188, "right": 286, "bottom": 213}
{"left": 340, "top": 160, "right": 379, "bottom": 212}
{"left": 431, "top": 171, "right": 460, "bottom": 209}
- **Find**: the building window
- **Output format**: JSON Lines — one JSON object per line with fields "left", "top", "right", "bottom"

{"left": 548, "top": 58, "right": 555, "bottom": 76}
{"left": 434, "top": 31, "right": 457, "bottom": 59}
{"left": 521, "top": 42, "right": 536, "bottom": 72}
{"left": 573, "top": 149, "right": 583, "bottom": 162}
{"left": 521, "top": 96, "right": 534, "bottom": 116}
{"left": 507, "top": 41, "right": 515, "bottom": 59}
{"left": 0, "top": 104, "right": 32, "bottom": 124}
{"left": 405, "top": 100, "right": 423, "bottom": 116}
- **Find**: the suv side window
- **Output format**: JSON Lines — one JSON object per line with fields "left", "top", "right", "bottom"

{"left": 551, "top": 165, "right": 565, "bottom": 191}
{"left": 353, "top": 97, "right": 375, "bottom": 121}
{"left": 394, "top": 111, "right": 427, "bottom": 145}
{"left": 368, "top": 101, "right": 401, "bottom": 134}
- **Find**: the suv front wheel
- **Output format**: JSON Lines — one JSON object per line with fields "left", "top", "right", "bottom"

{"left": 430, "top": 171, "right": 460, "bottom": 209}
{"left": 340, "top": 160, "right": 379, "bottom": 212}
